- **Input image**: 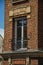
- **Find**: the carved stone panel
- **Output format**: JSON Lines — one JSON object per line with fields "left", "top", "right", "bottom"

{"left": 9, "top": 6, "right": 31, "bottom": 17}
{"left": 14, "top": 6, "right": 31, "bottom": 16}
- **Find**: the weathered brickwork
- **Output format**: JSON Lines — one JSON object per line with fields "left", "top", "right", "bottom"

{"left": 4, "top": 0, "right": 13, "bottom": 51}
{"left": 4, "top": 0, "right": 38, "bottom": 51}
{"left": 3, "top": 0, "right": 43, "bottom": 65}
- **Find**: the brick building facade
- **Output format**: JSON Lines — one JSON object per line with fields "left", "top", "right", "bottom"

{"left": 0, "top": 0, "right": 43, "bottom": 65}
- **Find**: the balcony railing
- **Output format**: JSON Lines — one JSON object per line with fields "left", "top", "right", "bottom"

{"left": 12, "top": 0, "right": 28, "bottom": 4}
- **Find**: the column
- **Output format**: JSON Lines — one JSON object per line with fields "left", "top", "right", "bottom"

{"left": 8, "top": 58, "right": 12, "bottom": 65}
{"left": 26, "top": 57, "right": 31, "bottom": 65}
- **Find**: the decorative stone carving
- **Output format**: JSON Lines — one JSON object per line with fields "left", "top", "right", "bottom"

{"left": 9, "top": 11, "right": 13, "bottom": 17}
{"left": 27, "top": 15, "right": 31, "bottom": 19}
{"left": 9, "top": 6, "right": 31, "bottom": 17}
{"left": 13, "top": 6, "right": 31, "bottom": 16}
{"left": 9, "top": 18, "right": 12, "bottom": 22}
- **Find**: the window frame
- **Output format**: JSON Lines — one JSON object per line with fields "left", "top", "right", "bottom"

{"left": 14, "top": 17, "right": 27, "bottom": 50}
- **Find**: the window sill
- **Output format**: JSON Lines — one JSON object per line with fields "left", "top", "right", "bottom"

{"left": 15, "top": 48, "right": 27, "bottom": 51}
{"left": 12, "top": 0, "right": 28, "bottom": 4}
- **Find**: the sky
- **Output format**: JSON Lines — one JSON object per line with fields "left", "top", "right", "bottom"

{"left": 0, "top": 0, "right": 4, "bottom": 38}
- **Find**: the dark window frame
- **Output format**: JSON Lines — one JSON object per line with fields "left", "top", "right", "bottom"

{"left": 13, "top": 17, "right": 27, "bottom": 50}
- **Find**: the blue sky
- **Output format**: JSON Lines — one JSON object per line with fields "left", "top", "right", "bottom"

{"left": 0, "top": 0, "right": 4, "bottom": 37}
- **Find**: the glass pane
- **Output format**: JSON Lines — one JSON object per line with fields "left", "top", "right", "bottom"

{"left": 17, "top": 27, "right": 21, "bottom": 40}
{"left": 17, "top": 20, "right": 22, "bottom": 26}
{"left": 23, "top": 20, "right": 27, "bottom": 26}
{"left": 23, "top": 40, "right": 27, "bottom": 48}
{"left": 14, "top": 17, "right": 27, "bottom": 49}
{"left": 17, "top": 40, "right": 21, "bottom": 49}
{"left": 23, "top": 26, "right": 27, "bottom": 40}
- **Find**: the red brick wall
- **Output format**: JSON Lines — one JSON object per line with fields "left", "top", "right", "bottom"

{"left": 12, "top": 59, "right": 26, "bottom": 65}
{"left": 4, "top": 0, "right": 38, "bottom": 65}
{"left": 2, "top": 60, "right": 8, "bottom": 65}
{"left": 4, "top": 0, "right": 38, "bottom": 51}
{"left": 27, "top": 0, "right": 38, "bottom": 49}
{"left": 31, "top": 59, "right": 38, "bottom": 65}
{"left": 4, "top": 0, "right": 13, "bottom": 51}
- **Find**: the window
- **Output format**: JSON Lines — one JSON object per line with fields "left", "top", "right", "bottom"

{"left": 13, "top": 17, "right": 27, "bottom": 50}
